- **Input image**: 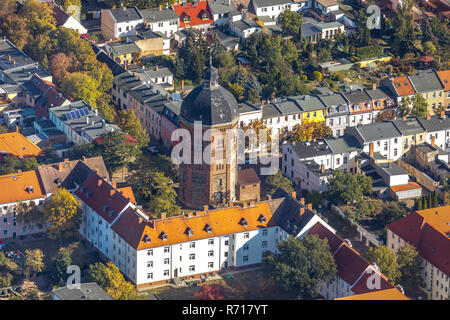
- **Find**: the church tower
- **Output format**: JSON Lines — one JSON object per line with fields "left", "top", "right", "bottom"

{"left": 178, "top": 66, "right": 239, "bottom": 209}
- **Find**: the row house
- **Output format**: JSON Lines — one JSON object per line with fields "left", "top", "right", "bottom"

{"left": 436, "top": 70, "right": 450, "bottom": 110}
{"left": 160, "top": 101, "right": 181, "bottom": 148}
{"left": 0, "top": 132, "right": 42, "bottom": 162}
{"left": 387, "top": 206, "right": 450, "bottom": 300}
{"left": 391, "top": 117, "right": 427, "bottom": 155}
{"left": 417, "top": 113, "right": 450, "bottom": 152}
{"left": 308, "top": 221, "right": 404, "bottom": 300}
{"left": 365, "top": 85, "right": 396, "bottom": 121}
{"left": 346, "top": 121, "right": 403, "bottom": 161}
{"left": 0, "top": 171, "right": 47, "bottom": 240}
{"left": 140, "top": 6, "right": 180, "bottom": 38}
{"left": 318, "top": 92, "right": 349, "bottom": 137}
{"left": 262, "top": 99, "right": 303, "bottom": 135}
{"left": 342, "top": 89, "right": 373, "bottom": 127}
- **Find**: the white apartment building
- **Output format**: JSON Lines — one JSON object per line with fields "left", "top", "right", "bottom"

{"left": 249, "top": 0, "right": 305, "bottom": 21}
{"left": 140, "top": 7, "right": 180, "bottom": 37}
{"left": 417, "top": 114, "right": 450, "bottom": 151}
{"left": 101, "top": 7, "right": 144, "bottom": 40}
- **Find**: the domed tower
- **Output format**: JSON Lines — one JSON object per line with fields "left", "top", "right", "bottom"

{"left": 178, "top": 66, "right": 239, "bottom": 209}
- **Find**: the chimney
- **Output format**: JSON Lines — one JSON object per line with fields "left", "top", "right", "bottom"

{"left": 426, "top": 114, "right": 431, "bottom": 120}
{"left": 261, "top": 100, "right": 266, "bottom": 106}
{"left": 181, "top": 80, "right": 184, "bottom": 90}
{"left": 8, "top": 55, "right": 10, "bottom": 61}
{"left": 203, "top": 205, "right": 208, "bottom": 212}
{"left": 299, "top": 207, "right": 305, "bottom": 216}
{"left": 372, "top": 83, "right": 376, "bottom": 90}
{"left": 249, "top": 201, "right": 255, "bottom": 206}
{"left": 64, "top": 158, "right": 69, "bottom": 163}
{"left": 291, "top": 191, "right": 297, "bottom": 199}
{"left": 58, "top": 163, "right": 64, "bottom": 171}
{"left": 300, "top": 198, "right": 305, "bottom": 204}
{"left": 160, "top": 212, "right": 167, "bottom": 219}
{"left": 155, "top": 65, "right": 159, "bottom": 71}
{"left": 307, "top": 203, "right": 313, "bottom": 210}
{"left": 124, "top": 64, "right": 127, "bottom": 70}
{"left": 133, "top": 72, "right": 137, "bottom": 77}
{"left": 12, "top": 60, "right": 15, "bottom": 65}
{"left": 159, "top": 4, "right": 162, "bottom": 10}
{"left": 267, "top": 194, "right": 272, "bottom": 200}
{"left": 82, "top": 156, "right": 87, "bottom": 162}
{"left": 312, "top": 138, "right": 317, "bottom": 142}
{"left": 402, "top": 116, "right": 407, "bottom": 120}
{"left": 369, "top": 142, "right": 374, "bottom": 157}
{"left": 110, "top": 189, "right": 115, "bottom": 196}
{"left": 138, "top": 217, "right": 143, "bottom": 224}
{"left": 321, "top": 163, "right": 325, "bottom": 173}
{"left": 440, "top": 111, "right": 445, "bottom": 119}
{"left": 112, "top": 182, "right": 117, "bottom": 188}
{"left": 97, "top": 180, "right": 102, "bottom": 187}
{"left": 431, "top": 136, "right": 436, "bottom": 147}
{"left": 242, "top": 202, "right": 247, "bottom": 208}
{"left": 139, "top": 77, "right": 142, "bottom": 81}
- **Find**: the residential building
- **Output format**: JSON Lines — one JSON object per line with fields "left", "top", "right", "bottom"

{"left": 140, "top": 6, "right": 180, "bottom": 37}
{"left": 409, "top": 69, "right": 445, "bottom": 114}
{"left": 382, "top": 76, "right": 416, "bottom": 109}
{"left": 365, "top": 85, "right": 396, "bottom": 121}
{"left": 417, "top": 113, "right": 450, "bottom": 151}
{"left": 236, "top": 168, "right": 261, "bottom": 202}
{"left": 229, "top": 19, "right": 262, "bottom": 40}
{"left": 52, "top": 4, "right": 88, "bottom": 34}
{"left": 0, "top": 170, "right": 47, "bottom": 240}
{"left": 173, "top": 1, "right": 215, "bottom": 34}
{"left": 391, "top": 117, "right": 426, "bottom": 155}
{"left": 0, "top": 132, "right": 42, "bottom": 162}
{"left": 387, "top": 206, "right": 450, "bottom": 300}
{"left": 207, "top": 0, "right": 241, "bottom": 26}
{"left": 160, "top": 100, "right": 181, "bottom": 148}
{"left": 49, "top": 100, "right": 121, "bottom": 144}
{"left": 317, "top": 92, "right": 349, "bottom": 137}
{"left": 343, "top": 89, "right": 374, "bottom": 127}
{"left": 249, "top": 0, "right": 304, "bottom": 21}
{"left": 312, "top": 0, "right": 339, "bottom": 16}
{"left": 301, "top": 21, "right": 344, "bottom": 43}
{"left": 436, "top": 70, "right": 450, "bottom": 110}
{"left": 262, "top": 98, "right": 302, "bottom": 135}
{"left": 127, "top": 25, "right": 171, "bottom": 56}
{"left": 288, "top": 94, "right": 327, "bottom": 124}
{"left": 101, "top": 6, "right": 144, "bottom": 40}
{"left": 335, "top": 288, "right": 409, "bottom": 300}
{"left": 346, "top": 121, "right": 402, "bottom": 161}
{"left": 105, "top": 41, "right": 141, "bottom": 66}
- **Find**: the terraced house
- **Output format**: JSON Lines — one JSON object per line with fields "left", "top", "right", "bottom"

{"left": 409, "top": 69, "right": 445, "bottom": 114}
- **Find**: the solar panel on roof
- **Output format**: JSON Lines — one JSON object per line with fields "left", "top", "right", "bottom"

{"left": 66, "top": 112, "right": 72, "bottom": 120}
{"left": 79, "top": 108, "right": 86, "bottom": 116}
{"left": 70, "top": 111, "right": 77, "bottom": 119}
{"left": 74, "top": 110, "right": 81, "bottom": 118}
{"left": 83, "top": 107, "right": 90, "bottom": 115}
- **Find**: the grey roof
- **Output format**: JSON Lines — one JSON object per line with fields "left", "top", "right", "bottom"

{"left": 313, "top": 87, "right": 334, "bottom": 95}
{"left": 262, "top": 103, "right": 282, "bottom": 119}
{"left": 416, "top": 142, "right": 444, "bottom": 155}
{"left": 140, "top": 7, "right": 179, "bottom": 23}
{"left": 325, "top": 135, "right": 361, "bottom": 154}
{"left": 365, "top": 87, "right": 392, "bottom": 101}
{"left": 377, "top": 162, "right": 407, "bottom": 176}
{"left": 238, "top": 102, "right": 261, "bottom": 114}
{"left": 317, "top": 93, "right": 348, "bottom": 116}
{"left": 288, "top": 95, "right": 327, "bottom": 112}
{"left": 252, "top": 0, "right": 291, "bottom": 8}
{"left": 391, "top": 118, "right": 425, "bottom": 135}
{"left": 52, "top": 283, "right": 113, "bottom": 300}
{"left": 290, "top": 140, "right": 332, "bottom": 159}
{"left": 180, "top": 66, "right": 239, "bottom": 126}
{"left": 409, "top": 70, "right": 444, "bottom": 93}
{"left": 214, "top": 30, "right": 239, "bottom": 49}
{"left": 109, "top": 42, "right": 141, "bottom": 55}
{"left": 356, "top": 121, "right": 402, "bottom": 142}
{"left": 233, "top": 19, "right": 260, "bottom": 31}
{"left": 316, "top": 21, "right": 343, "bottom": 29}
{"left": 273, "top": 99, "right": 301, "bottom": 115}
{"left": 417, "top": 115, "right": 450, "bottom": 132}
{"left": 300, "top": 160, "right": 333, "bottom": 176}
{"left": 108, "top": 6, "right": 143, "bottom": 23}
{"left": 343, "top": 89, "right": 371, "bottom": 104}
{"left": 302, "top": 23, "right": 322, "bottom": 37}
{"left": 208, "top": 0, "right": 238, "bottom": 14}
{"left": 161, "top": 101, "right": 181, "bottom": 127}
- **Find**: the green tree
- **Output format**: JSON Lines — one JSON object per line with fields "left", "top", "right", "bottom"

{"left": 96, "top": 93, "right": 117, "bottom": 123}
{"left": 411, "top": 94, "right": 428, "bottom": 117}
{"left": 87, "top": 262, "right": 141, "bottom": 300}
{"left": 60, "top": 72, "right": 101, "bottom": 107}
{"left": 313, "top": 71, "right": 322, "bottom": 81}
{"left": 376, "top": 202, "right": 407, "bottom": 228}
{"left": 41, "top": 187, "right": 82, "bottom": 241}
{"left": 304, "top": 190, "right": 322, "bottom": 209}
{"left": 116, "top": 109, "right": 150, "bottom": 148}
{"left": 398, "top": 96, "right": 412, "bottom": 117}
{"left": 263, "top": 235, "right": 337, "bottom": 298}
{"left": 265, "top": 170, "right": 294, "bottom": 196}
{"left": 278, "top": 9, "right": 303, "bottom": 37}
{"left": 366, "top": 246, "right": 400, "bottom": 284}
{"left": 24, "top": 249, "right": 45, "bottom": 279}
{"left": 327, "top": 171, "right": 372, "bottom": 205}
{"left": 51, "top": 242, "right": 78, "bottom": 286}
{"left": 396, "top": 243, "right": 424, "bottom": 290}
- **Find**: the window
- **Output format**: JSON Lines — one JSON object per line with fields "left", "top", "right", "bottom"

{"left": 262, "top": 241, "right": 268, "bottom": 248}
{"left": 147, "top": 261, "right": 153, "bottom": 268}
{"left": 208, "top": 239, "right": 214, "bottom": 245}
{"left": 163, "top": 270, "right": 169, "bottom": 276}
{"left": 164, "top": 258, "right": 169, "bottom": 264}
{"left": 208, "top": 262, "right": 214, "bottom": 268}
{"left": 262, "top": 229, "right": 268, "bottom": 236}
{"left": 189, "top": 253, "right": 195, "bottom": 260}
{"left": 147, "top": 273, "right": 153, "bottom": 279}
{"left": 164, "top": 247, "right": 169, "bottom": 253}
{"left": 224, "top": 251, "right": 228, "bottom": 257}
{"left": 208, "top": 250, "right": 214, "bottom": 257}
{"left": 190, "top": 242, "right": 195, "bottom": 248}
{"left": 224, "top": 240, "right": 229, "bottom": 246}
{"left": 243, "top": 244, "right": 249, "bottom": 251}
{"left": 243, "top": 255, "right": 249, "bottom": 262}
{"left": 147, "top": 249, "right": 153, "bottom": 256}
{"left": 244, "top": 232, "right": 249, "bottom": 239}
{"left": 189, "top": 265, "right": 195, "bottom": 272}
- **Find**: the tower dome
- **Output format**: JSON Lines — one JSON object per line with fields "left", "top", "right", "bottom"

{"left": 180, "top": 66, "right": 239, "bottom": 126}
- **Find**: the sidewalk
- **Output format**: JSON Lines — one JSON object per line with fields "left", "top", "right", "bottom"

{"left": 137, "top": 265, "right": 263, "bottom": 292}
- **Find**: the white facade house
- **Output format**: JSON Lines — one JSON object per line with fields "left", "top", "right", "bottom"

{"left": 417, "top": 114, "right": 450, "bottom": 151}
{"left": 101, "top": 7, "right": 144, "bottom": 40}
{"left": 312, "top": 0, "right": 339, "bottom": 15}
{"left": 249, "top": 0, "right": 305, "bottom": 21}
{"left": 140, "top": 7, "right": 180, "bottom": 38}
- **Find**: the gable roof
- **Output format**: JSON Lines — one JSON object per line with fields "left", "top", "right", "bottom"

{"left": 0, "top": 170, "right": 46, "bottom": 204}
{"left": 409, "top": 70, "right": 444, "bottom": 93}
{"left": 391, "top": 76, "right": 416, "bottom": 96}
{"left": 141, "top": 7, "right": 179, "bottom": 23}
{"left": 108, "top": 6, "right": 143, "bottom": 23}
{"left": 355, "top": 121, "right": 402, "bottom": 142}
{"left": 237, "top": 168, "right": 260, "bottom": 186}
{"left": 387, "top": 206, "right": 450, "bottom": 276}
{"left": 335, "top": 288, "right": 409, "bottom": 300}
{"left": 436, "top": 70, "right": 450, "bottom": 91}
{"left": 173, "top": 1, "right": 214, "bottom": 27}
{"left": 36, "top": 157, "right": 109, "bottom": 194}
{"left": 416, "top": 115, "right": 450, "bottom": 133}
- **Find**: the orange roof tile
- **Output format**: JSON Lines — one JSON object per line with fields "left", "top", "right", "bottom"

{"left": 437, "top": 70, "right": 450, "bottom": 91}
{"left": 335, "top": 288, "right": 409, "bottom": 300}
{"left": 113, "top": 201, "right": 278, "bottom": 250}
{"left": 117, "top": 186, "right": 137, "bottom": 204}
{"left": 392, "top": 76, "right": 416, "bottom": 96}
{"left": 173, "top": 1, "right": 214, "bottom": 28}
{"left": 415, "top": 206, "right": 450, "bottom": 235}
{"left": 389, "top": 182, "right": 422, "bottom": 193}
{"left": 0, "top": 170, "right": 46, "bottom": 204}
{"left": 0, "top": 132, "right": 42, "bottom": 162}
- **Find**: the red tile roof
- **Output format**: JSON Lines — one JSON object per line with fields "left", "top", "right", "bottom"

{"left": 173, "top": 1, "right": 214, "bottom": 28}
{"left": 389, "top": 182, "right": 422, "bottom": 193}
{"left": 333, "top": 244, "right": 371, "bottom": 286}
{"left": 437, "top": 70, "right": 450, "bottom": 91}
{"left": 387, "top": 206, "right": 450, "bottom": 276}
{"left": 351, "top": 267, "right": 394, "bottom": 295}
{"left": 391, "top": 76, "right": 416, "bottom": 96}
{"left": 75, "top": 173, "right": 132, "bottom": 224}
{"left": 308, "top": 221, "right": 345, "bottom": 254}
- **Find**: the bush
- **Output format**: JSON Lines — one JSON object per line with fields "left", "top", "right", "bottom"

{"left": 356, "top": 45, "right": 384, "bottom": 59}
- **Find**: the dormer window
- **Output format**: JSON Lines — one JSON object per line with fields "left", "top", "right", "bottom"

{"left": 239, "top": 218, "right": 248, "bottom": 227}
{"left": 258, "top": 215, "right": 267, "bottom": 223}
{"left": 186, "top": 227, "right": 194, "bottom": 237}
{"left": 144, "top": 235, "right": 151, "bottom": 244}
{"left": 103, "top": 205, "right": 110, "bottom": 213}
{"left": 81, "top": 186, "right": 87, "bottom": 193}
{"left": 160, "top": 232, "right": 168, "bottom": 241}
{"left": 183, "top": 15, "right": 190, "bottom": 23}
{"left": 202, "top": 12, "right": 209, "bottom": 20}
{"left": 87, "top": 191, "right": 93, "bottom": 198}
{"left": 205, "top": 224, "right": 212, "bottom": 233}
